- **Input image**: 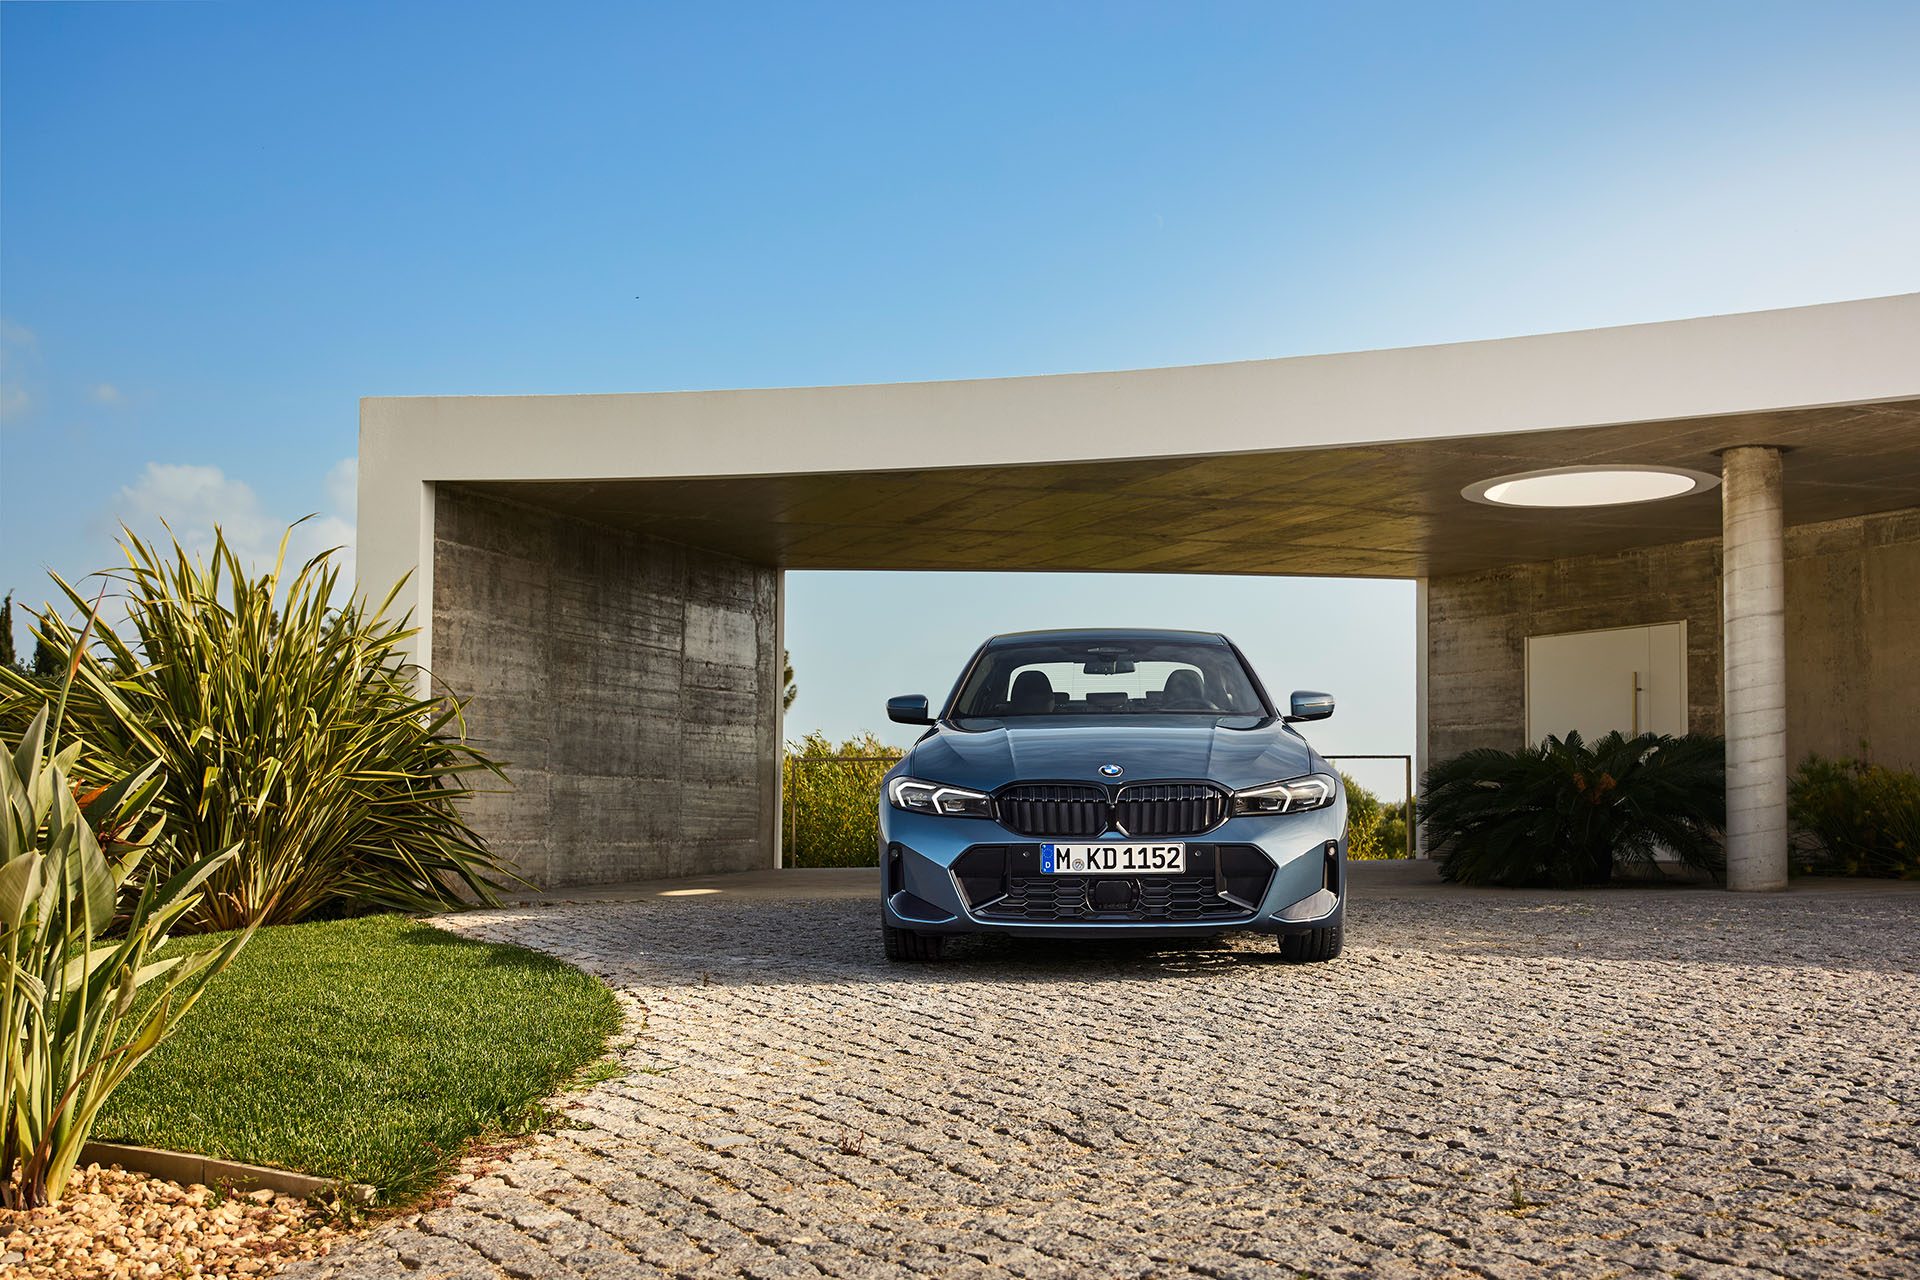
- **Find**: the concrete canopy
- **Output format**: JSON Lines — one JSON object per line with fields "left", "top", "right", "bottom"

{"left": 358, "top": 293, "right": 1920, "bottom": 889}
{"left": 363, "top": 293, "right": 1920, "bottom": 669}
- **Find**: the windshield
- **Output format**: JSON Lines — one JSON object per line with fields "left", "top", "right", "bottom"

{"left": 949, "top": 637, "right": 1267, "bottom": 720}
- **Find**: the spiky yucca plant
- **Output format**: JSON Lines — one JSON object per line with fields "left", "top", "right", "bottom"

{"left": 1421, "top": 730, "right": 1726, "bottom": 887}
{"left": 2, "top": 697, "right": 251, "bottom": 1208}
{"left": 0, "top": 525, "right": 516, "bottom": 930}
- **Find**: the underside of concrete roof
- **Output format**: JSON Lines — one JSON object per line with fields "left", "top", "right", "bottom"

{"left": 361, "top": 293, "right": 1920, "bottom": 622}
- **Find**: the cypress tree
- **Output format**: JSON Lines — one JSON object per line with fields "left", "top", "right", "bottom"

{"left": 30, "top": 634, "right": 59, "bottom": 680}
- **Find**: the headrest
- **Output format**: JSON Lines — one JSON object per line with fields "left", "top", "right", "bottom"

{"left": 1009, "top": 669, "right": 1056, "bottom": 711}
{"left": 1162, "top": 669, "right": 1207, "bottom": 706}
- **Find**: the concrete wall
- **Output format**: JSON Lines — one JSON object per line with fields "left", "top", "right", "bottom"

{"left": 432, "top": 485, "right": 780, "bottom": 887}
{"left": 1426, "top": 505, "right": 1920, "bottom": 772}
{"left": 1426, "top": 540, "right": 1723, "bottom": 763}
{"left": 1784, "top": 507, "right": 1920, "bottom": 770}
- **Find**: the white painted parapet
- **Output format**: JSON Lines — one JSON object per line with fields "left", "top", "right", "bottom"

{"left": 1721, "top": 446, "right": 1789, "bottom": 891}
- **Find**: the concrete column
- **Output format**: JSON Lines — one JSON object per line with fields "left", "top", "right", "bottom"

{"left": 1721, "top": 446, "right": 1789, "bottom": 891}
{"left": 770, "top": 570, "right": 786, "bottom": 870}
{"left": 1413, "top": 577, "right": 1430, "bottom": 858}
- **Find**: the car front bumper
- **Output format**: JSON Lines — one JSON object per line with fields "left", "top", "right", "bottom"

{"left": 877, "top": 804, "right": 1346, "bottom": 940}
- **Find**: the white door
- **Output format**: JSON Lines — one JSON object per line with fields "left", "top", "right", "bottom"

{"left": 1525, "top": 622, "right": 1687, "bottom": 744}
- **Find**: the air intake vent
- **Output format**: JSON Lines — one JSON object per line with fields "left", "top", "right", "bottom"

{"left": 956, "top": 842, "right": 1275, "bottom": 924}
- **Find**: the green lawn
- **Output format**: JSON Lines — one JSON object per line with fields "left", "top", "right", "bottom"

{"left": 97, "top": 914, "right": 622, "bottom": 1203}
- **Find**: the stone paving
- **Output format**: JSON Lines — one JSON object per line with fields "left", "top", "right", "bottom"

{"left": 290, "top": 882, "right": 1920, "bottom": 1279}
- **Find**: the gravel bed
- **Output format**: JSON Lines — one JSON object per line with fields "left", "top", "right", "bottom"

{"left": 0, "top": 1163, "right": 338, "bottom": 1278}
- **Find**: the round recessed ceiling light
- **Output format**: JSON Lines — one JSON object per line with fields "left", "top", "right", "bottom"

{"left": 1462, "top": 464, "right": 1720, "bottom": 509}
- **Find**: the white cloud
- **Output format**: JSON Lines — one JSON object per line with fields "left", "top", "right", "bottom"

{"left": 112, "top": 456, "right": 359, "bottom": 593}
{"left": 0, "top": 384, "right": 28, "bottom": 422}
{"left": 323, "top": 456, "right": 358, "bottom": 521}
{"left": 89, "top": 383, "right": 125, "bottom": 406}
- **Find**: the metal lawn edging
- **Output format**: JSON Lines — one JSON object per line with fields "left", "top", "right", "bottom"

{"left": 79, "top": 1140, "right": 378, "bottom": 1206}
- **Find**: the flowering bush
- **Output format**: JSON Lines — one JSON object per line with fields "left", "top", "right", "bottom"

{"left": 1789, "top": 753, "right": 1920, "bottom": 879}
{"left": 1342, "top": 774, "right": 1410, "bottom": 860}
{"left": 783, "top": 732, "right": 902, "bottom": 867}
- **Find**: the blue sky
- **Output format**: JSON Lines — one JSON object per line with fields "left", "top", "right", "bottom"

{"left": 4, "top": 2, "right": 1918, "bottom": 791}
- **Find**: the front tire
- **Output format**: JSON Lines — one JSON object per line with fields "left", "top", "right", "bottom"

{"left": 1278, "top": 922, "right": 1342, "bottom": 964}
{"left": 883, "top": 924, "right": 944, "bottom": 961}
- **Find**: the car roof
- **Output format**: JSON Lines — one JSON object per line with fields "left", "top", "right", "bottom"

{"left": 982, "top": 628, "right": 1232, "bottom": 648}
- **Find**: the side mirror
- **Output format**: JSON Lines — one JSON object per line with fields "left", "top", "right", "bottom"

{"left": 1285, "top": 690, "right": 1335, "bottom": 723}
{"left": 887, "top": 694, "right": 933, "bottom": 726}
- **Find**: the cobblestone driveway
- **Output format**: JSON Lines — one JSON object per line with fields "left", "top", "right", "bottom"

{"left": 293, "top": 880, "right": 1920, "bottom": 1279}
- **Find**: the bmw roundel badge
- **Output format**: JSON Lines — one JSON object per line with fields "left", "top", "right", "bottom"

{"left": 1099, "top": 763, "right": 1124, "bottom": 777}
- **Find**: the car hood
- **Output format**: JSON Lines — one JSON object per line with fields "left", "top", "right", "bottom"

{"left": 900, "top": 716, "right": 1320, "bottom": 792}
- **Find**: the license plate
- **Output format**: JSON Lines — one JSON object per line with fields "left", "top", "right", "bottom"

{"left": 1041, "top": 843, "right": 1187, "bottom": 874}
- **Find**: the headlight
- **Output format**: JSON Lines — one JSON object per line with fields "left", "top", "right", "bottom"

{"left": 887, "top": 777, "right": 994, "bottom": 818}
{"left": 1231, "top": 773, "right": 1339, "bottom": 816}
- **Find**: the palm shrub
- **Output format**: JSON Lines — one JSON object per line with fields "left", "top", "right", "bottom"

{"left": 0, "top": 526, "right": 515, "bottom": 930}
{"left": 1789, "top": 753, "right": 1920, "bottom": 878}
{"left": 1421, "top": 730, "right": 1726, "bottom": 887}
{"left": 3, "top": 702, "right": 252, "bottom": 1207}
{"left": 784, "top": 732, "right": 903, "bottom": 867}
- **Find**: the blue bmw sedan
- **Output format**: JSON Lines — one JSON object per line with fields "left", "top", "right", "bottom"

{"left": 878, "top": 629, "right": 1347, "bottom": 963}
